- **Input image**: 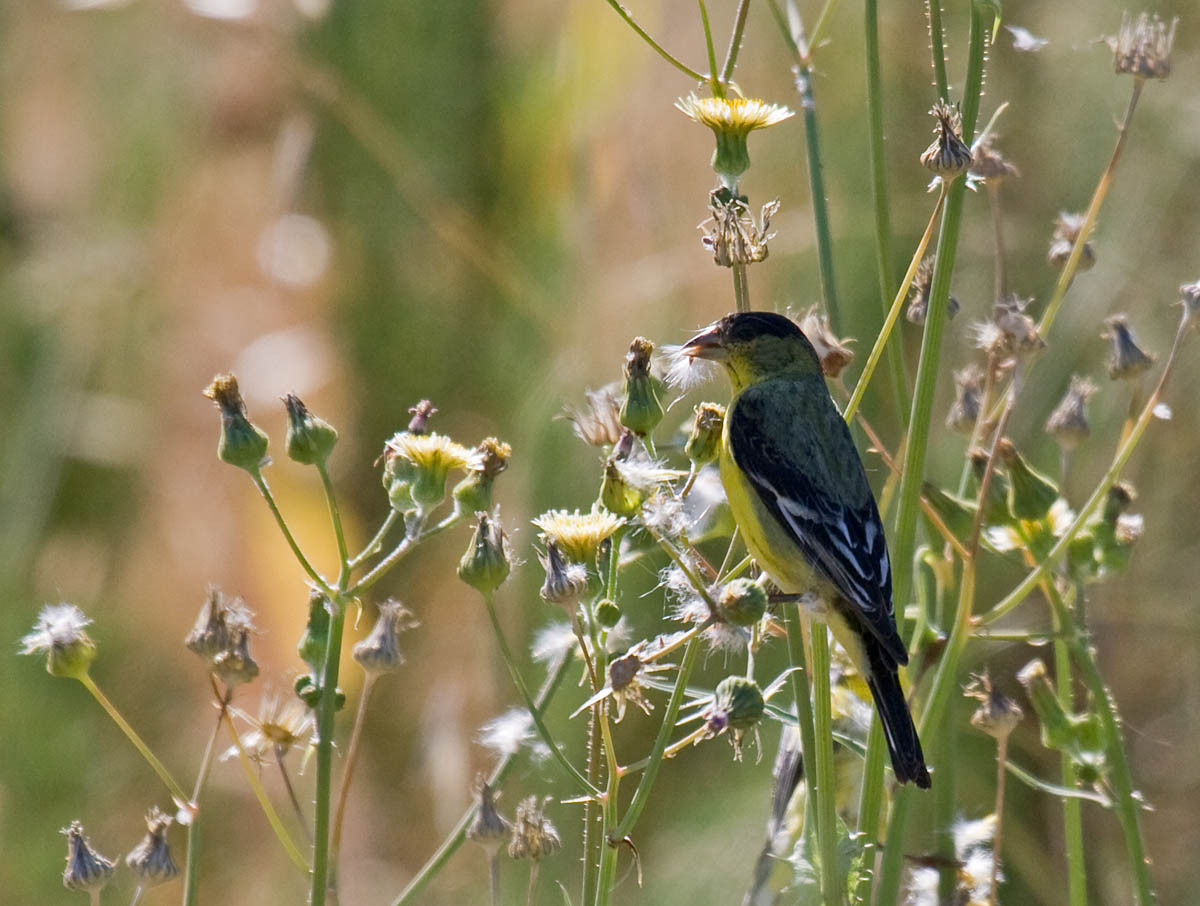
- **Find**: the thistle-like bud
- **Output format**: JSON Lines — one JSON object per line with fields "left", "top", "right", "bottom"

{"left": 126, "top": 807, "right": 179, "bottom": 889}
{"left": 21, "top": 603, "right": 97, "bottom": 680}
{"left": 685, "top": 403, "right": 726, "bottom": 467}
{"left": 996, "top": 439, "right": 1059, "bottom": 522}
{"left": 186, "top": 589, "right": 258, "bottom": 685}
{"left": 458, "top": 511, "right": 512, "bottom": 594}
{"left": 1104, "top": 314, "right": 1156, "bottom": 381}
{"left": 717, "top": 579, "right": 767, "bottom": 628}
{"left": 1048, "top": 212, "right": 1095, "bottom": 272}
{"left": 600, "top": 457, "right": 643, "bottom": 517}
{"left": 946, "top": 365, "right": 985, "bottom": 434}
{"left": 676, "top": 95, "right": 794, "bottom": 190}
{"left": 907, "top": 255, "right": 960, "bottom": 325}
{"left": 62, "top": 821, "right": 115, "bottom": 895}
{"left": 1045, "top": 376, "right": 1098, "bottom": 452}
{"left": 466, "top": 779, "right": 511, "bottom": 857}
{"left": 799, "top": 306, "right": 855, "bottom": 377}
{"left": 407, "top": 400, "right": 437, "bottom": 435}
{"left": 538, "top": 541, "right": 588, "bottom": 610}
{"left": 282, "top": 393, "right": 338, "bottom": 466}
{"left": 353, "top": 599, "right": 418, "bottom": 677}
{"left": 920, "top": 102, "right": 972, "bottom": 181}
{"left": 619, "top": 337, "right": 664, "bottom": 437}
{"left": 965, "top": 671, "right": 1023, "bottom": 741}
{"left": 705, "top": 675, "right": 765, "bottom": 758}
{"left": 969, "top": 133, "right": 1020, "bottom": 183}
{"left": 211, "top": 620, "right": 259, "bottom": 688}
{"left": 202, "top": 373, "right": 269, "bottom": 473}
{"left": 454, "top": 437, "right": 512, "bottom": 516}
{"left": 507, "top": 796, "right": 561, "bottom": 861}
{"left": 699, "top": 189, "right": 780, "bottom": 267}
{"left": 1109, "top": 12, "right": 1177, "bottom": 80}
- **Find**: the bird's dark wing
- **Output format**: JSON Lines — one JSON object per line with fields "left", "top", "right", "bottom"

{"left": 728, "top": 380, "right": 906, "bottom": 666}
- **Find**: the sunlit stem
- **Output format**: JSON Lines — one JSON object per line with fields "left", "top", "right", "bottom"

{"left": 331, "top": 673, "right": 378, "bottom": 885}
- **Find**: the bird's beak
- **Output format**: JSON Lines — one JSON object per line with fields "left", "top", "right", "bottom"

{"left": 682, "top": 325, "right": 726, "bottom": 361}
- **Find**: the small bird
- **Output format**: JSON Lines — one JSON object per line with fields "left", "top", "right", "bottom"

{"left": 684, "top": 311, "right": 931, "bottom": 788}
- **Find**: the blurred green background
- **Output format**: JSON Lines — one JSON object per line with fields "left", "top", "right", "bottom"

{"left": 2, "top": 0, "right": 1198, "bottom": 903}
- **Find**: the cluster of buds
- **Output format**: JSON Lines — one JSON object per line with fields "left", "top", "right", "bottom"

{"left": 184, "top": 588, "right": 259, "bottom": 688}
{"left": 61, "top": 811, "right": 181, "bottom": 899}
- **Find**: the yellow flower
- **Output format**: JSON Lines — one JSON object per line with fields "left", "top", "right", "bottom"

{"left": 384, "top": 432, "right": 476, "bottom": 511}
{"left": 676, "top": 95, "right": 793, "bottom": 188}
{"left": 532, "top": 507, "right": 623, "bottom": 565}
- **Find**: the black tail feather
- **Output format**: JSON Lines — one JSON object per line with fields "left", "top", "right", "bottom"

{"left": 865, "top": 646, "right": 931, "bottom": 789}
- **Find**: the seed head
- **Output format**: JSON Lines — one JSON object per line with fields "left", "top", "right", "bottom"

{"left": 533, "top": 507, "right": 623, "bottom": 567}
{"left": 353, "top": 598, "right": 419, "bottom": 676}
{"left": 984, "top": 294, "right": 1045, "bottom": 356}
{"left": 1047, "top": 212, "right": 1096, "bottom": 272}
{"left": 126, "top": 807, "right": 179, "bottom": 888}
{"left": 965, "top": 670, "right": 1023, "bottom": 741}
{"left": 799, "top": 306, "right": 855, "bottom": 377}
{"left": 699, "top": 189, "right": 780, "bottom": 267}
{"left": 458, "top": 511, "right": 512, "bottom": 595}
{"left": 907, "top": 255, "right": 960, "bottom": 325}
{"left": 676, "top": 95, "right": 793, "bottom": 189}
{"left": 507, "top": 796, "right": 561, "bottom": 861}
{"left": 969, "top": 133, "right": 1020, "bottom": 183}
{"left": 538, "top": 541, "right": 589, "bottom": 611}
{"left": 1045, "top": 376, "right": 1098, "bottom": 452}
{"left": 466, "top": 779, "right": 511, "bottom": 857}
{"left": 211, "top": 618, "right": 260, "bottom": 688}
{"left": 1104, "top": 314, "right": 1156, "bottom": 381}
{"left": 920, "top": 102, "right": 972, "bottom": 181}
{"left": 63, "top": 821, "right": 115, "bottom": 894}
{"left": 202, "top": 373, "right": 269, "bottom": 473}
{"left": 453, "top": 437, "right": 512, "bottom": 515}
{"left": 282, "top": 393, "right": 338, "bottom": 466}
{"left": 21, "top": 603, "right": 97, "bottom": 680}
{"left": 565, "top": 385, "right": 624, "bottom": 447}
{"left": 1110, "top": 12, "right": 1177, "bottom": 80}
{"left": 946, "top": 365, "right": 986, "bottom": 434}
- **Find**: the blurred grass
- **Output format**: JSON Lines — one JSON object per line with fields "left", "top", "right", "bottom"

{"left": 2, "top": 0, "right": 1199, "bottom": 903}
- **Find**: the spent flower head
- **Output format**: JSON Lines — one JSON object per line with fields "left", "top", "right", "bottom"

{"left": 202, "top": 373, "right": 269, "bottom": 473}
{"left": 453, "top": 437, "right": 512, "bottom": 515}
{"left": 466, "top": 778, "right": 511, "bottom": 857}
{"left": 353, "top": 598, "right": 419, "bottom": 676}
{"left": 699, "top": 189, "right": 780, "bottom": 267}
{"left": 799, "top": 306, "right": 855, "bottom": 377}
{"left": 407, "top": 399, "right": 437, "bottom": 435}
{"left": 1045, "top": 376, "right": 1098, "bottom": 451}
{"left": 507, "top": 796, "right": 561, "bottom": 861}
{"left": 969, "top": 132, "right": 1020, "bottom": 183}
{"left": 920, "top": 102, "right": 972, "bottom": 182}
{"left": 946, "top": 365, "right": 985, "bottom": 434}
{"left": 979, "top": 294, "right": 1044, "bottom": 357}
{"left": 532, "top": 506, "right": 623, "bottom": 567}
{"left": 62, "top": 821, "right": 115, "bottom": 895}
{"left": 1110, "top": 12, "right": 1177, "bottom": 79}
{"left": 908, "top": 255, "right": 960, "bottom": 325}
{"left": 126, "top": 807, "right": 180, "bottom": 888}
{"left": 565, "top": 384, "right": 624, "bottom": 447}
{"left": 1104, "top": 314, "right": 1156, "bottom": 380}
{"left": 22, "top": 603, "right": 96, "bottom": 679}
{"left": 676, "top": 95, "right": 793, "bottom": 188}
{"left": 965, "top": 670, "right": 1024, "bottom": 740}
{"left": 1048, "top": 212, "right": 1096, "bottom": 272}
{"left": 223, "top": 690, "right": 313, "bottom": 765}
{"left": 538, "top": 541, "right": 589, "bottom": 611}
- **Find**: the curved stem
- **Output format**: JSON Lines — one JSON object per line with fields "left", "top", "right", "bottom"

{"left": 276, "top": 746, "right": 313, "bottom": 843}
{"left": 330, "top": 673, "right": 377, "bottom": 882}
{"left": 182, "top": 694, "right": 231, "bottom": 906}
{"left": 719, "top": 0, "right": 752, "bottom": 86}
{"left": 603, "top": 0, "right": 706, "bottom": 82}
{"left": 317, "top": 462, "right": 351, "bottom": 587}
{"left": 349, "top": 510, "right": 399, "bottom": 569}
{"left": 251, "top": 471, "right": 334, "bottom": 596}
{"left": 348, "top": 512, "right": 460, "bottom": 597}
{"left": 697, "top": 0, "right": 720, "bottom": 92}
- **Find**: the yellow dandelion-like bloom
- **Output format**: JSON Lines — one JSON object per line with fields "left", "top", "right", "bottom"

{"left": 532, "top": 507, "right": 623, "bottom": 565}
{"left": 676, "top": 95, "right": 793, "bottom": 189}
{"left": 385, "top": 431, "right": 475, "bottom": 472}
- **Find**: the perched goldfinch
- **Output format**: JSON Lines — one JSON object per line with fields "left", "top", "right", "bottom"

{"left": 684, "top": 311, "right": 931, "bottom": 788}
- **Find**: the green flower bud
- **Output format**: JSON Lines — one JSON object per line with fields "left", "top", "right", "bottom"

{"left": 685, "top": 403, "right": 725, "bottom": 467}
{"left": 62, "top": 821, "right": 115, "bottom": 895}
{"left": 710, "top": 675, "right": 765, "bottom": 734}
{"left": 600, "top": 458, "right": 643, "bottom": 517}
{"left": 453, "top": 438, "right": 511, "bottom": 516}
{"left": 21, "top": 603, "right": 97, "bottom": 680}
{"left": 203, "top": 373, "right": 269, "bottom": 473}
{"left": 297, "top": 590, "right": 332, "bottom": 673}
{"left": 619, "top": 337, "right": 664, "bottom": 437}
{"left": 997, "top": 439, "right": 1058, "bottom": 522}
{"left": 125, "top": 807, "right": 179, "bottom": 889}
{"left": 283, "top": 393, "right": 338, "bottom": 466}
{"left": 717, "top": 578, "right": 767, "bottom": 628}
{"left": 595, "top": 599, "right": 622, "bottom": 629}
{"left": 293, "top": 675, "right": 345, "bottom": 711}
{"left": 458, "top": 511, "right": 511, "bottom": 594}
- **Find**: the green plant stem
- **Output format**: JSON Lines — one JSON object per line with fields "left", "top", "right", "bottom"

{"left": 481, "top": 592, "right": 599, "bottom": 796}
{"left": 843, "top": 188, "right": 945, "bottom": 424}
{"left": 732, "top": 262, "right": 751, "bottom": 313}
{"left": 181, "top": 694, "right": 231, "bottom": 906}
{"left": 851, "top": 720, "right": 885, "bottom": 904}
{"left": 251, "top": 471, "right": 334, "bottom": 596}
{"left": 1054, "top": 619, "right": 1088, "bottom": 906}
{"left": 863, "top": 0, "right": 908, "bottom": 412}
{"left": 697, "top": 0, "right": 720, "bottom": 92}
{"left": 349, "top": 510, "right": 399, "bottom": 568}
{"left": 809, "top": 621, "right": 841, "bottom": 906}
{"left": 330, "top": 674, "right": 378, "bottom": 889}
{"left": 1038, "top": 79, "right": 1145, "bottom": 337}
{"left": 310, "top": 597, "right": 347, "bottom": 905}
{"left": 990, "top": 735, "right": 1010, "bottom": 906}
{"left": 349, "top": 512, "right": 460, "bottom": 597}
{"left": 77, "top": 673, "right": 189, "bottom": 805}
{"left": 594, "top": 706, "right": 622, "bottom": 906}
{"left": 926, "top": 0, "right": 950, "bottom": 101}
{"left": 609, "top": 637, "right": 702, "bottom": 841}
{"left": 220, "top": 703, "right": 309, "bottom": 871}
{"left": 603, "top": 0, "right": 706, "bottom": 81}
{"left": 935, "top": 695, "right": 959, "bottom": 904}
{"left": 276, "top": 746, "right": 312, "bottom": 843}
{"left": 719, "top": 0, "right": 752, "bottom": 85}
{"left": 783, "top": 608, "right": 819, "bottom": 844}
{"left": 390, "top": 652, "right": 575, "bottom": 906}
{"left": 317, "top": 462, "right": 351, "bottom": 586}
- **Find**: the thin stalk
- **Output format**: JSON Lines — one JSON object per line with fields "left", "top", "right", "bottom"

{"left": 864, "top": 0, "right": 908, "bottom": 412}
{"left": 251, "top": 471, "right": 334, "bottom": 596}
{"left": 990, "top": 735, "right": 1010, "bottom": 906}
{"left": 987, "top": 182, "right": 1007, "bottom": 300}
{"left": 809, "top": 621, "right": 841, "bottom": 906}
{"left": 317, "top": 462, "right": 351, "bottom": 587}
{"left": 783, "top": 608, "right": 820, "bottom": 851}
{"left": 843, "top": 188, "right": 945, "bottom": 423}
{"left": 481, "top": 592, "right": 599, "bottom": 796}
{"left": 488, "top": 855, "right": 500, "bottom": 906}
{"left": 808, "top": 0, "right": 844, "bottom": 52}
{"left": 349, "top": 509, "right": 400, "bottom": 568}
{"left": 697, "top": 0, "right": 720, "bottom": 93}
{"left": 1054, "top": 618, "right": 1088, "bottom": 906}
{"left": 609, "top": 637, "right": 702, "bottom": 840}
{"left": 1038, "top": 79, "right": 1145, "bottom": 336}
{"left": 594, "top": 704, "right": 622, "bottom": 906}
{"left": 276, "top": 746, "right": 313, "bottom": 843}
{"left": 331, "top": 674, "right": 378, "bottom": 884}
{"left": 603, "top": 0, "right": 706, "bottom": 82}
{"left": 349, "top": 511, "right": 460, "bottom": 597}
{"left": 719, "top": 0, "right": 752, "bottom": 85}
{"left": 732, "top": 263, "right": 751, "bottom": 313}
{"left": 389, "top": 652, "right": 576, "bottom": 906}
{"left": 526, "top": 862, "right": 541, "bottom": 906}
{"left": 925, "top": 0, "right": 950, "bottom": 101}
{"left": 182, "top": 694, "right": 231, "bottom": 906}
{"left": 935, "top": 695, "right": 958, "bottom": 904}
{"left": 310, "top": 598, "right": 348, "bottom": 905}
{"left": 850, "top": 720, "right": 885, "bottom": 905}
{"left": 77, "top": 674, "right": 189, "bottom": 806}
{"left": 220, "top": 704, "right": 309, "bottom": 871}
